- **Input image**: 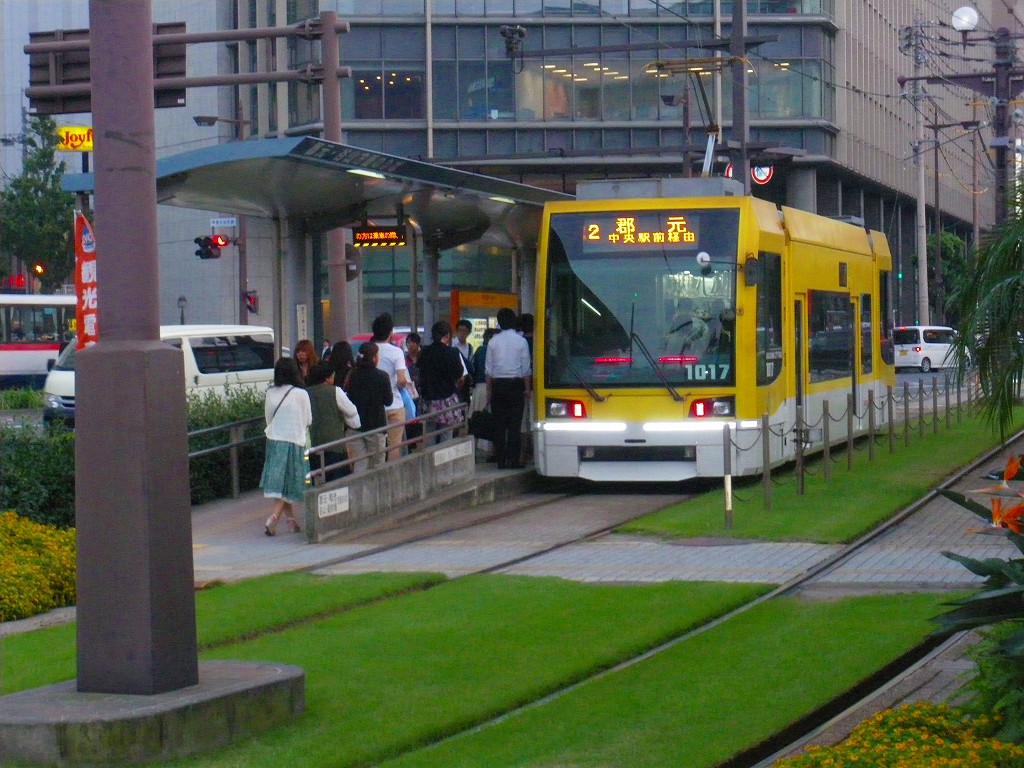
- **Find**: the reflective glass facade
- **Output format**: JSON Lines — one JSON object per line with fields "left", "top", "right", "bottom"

{"left": 280, "top": 0, "right": 839, "bottom": 327}
{"left": 340, "top": 21, "right": 834, "bottom": 129}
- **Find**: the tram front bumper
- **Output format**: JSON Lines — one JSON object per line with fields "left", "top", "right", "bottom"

{"left": 535, "top": 419, "right": 760, "bottom": 482}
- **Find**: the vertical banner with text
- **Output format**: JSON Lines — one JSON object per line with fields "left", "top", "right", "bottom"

{"left": 75, "top": 211, "right": 99, "bottom": 349}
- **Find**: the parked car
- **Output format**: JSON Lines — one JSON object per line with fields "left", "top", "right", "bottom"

{"left": 42, "top": 325, "right": 276, "bottom": 426}
{"left": 891, "top": 325, "right": 962, "bottom": 373}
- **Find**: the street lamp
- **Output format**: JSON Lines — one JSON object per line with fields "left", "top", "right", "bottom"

{"left": 192, "top": 115, "right": 253, "bottom": 141}
{"left": 951, "top": 7, "right": 979, "bottom": 40}
{"left": 178, "top": 295, "right": 187, "bottom": 325}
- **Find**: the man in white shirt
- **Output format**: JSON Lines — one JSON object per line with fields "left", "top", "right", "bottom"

{"left": 485, "top": 307, "right": 532, "bottom": 469}
{"left": 371, "top": 313, "right": 410, "bottom": 461}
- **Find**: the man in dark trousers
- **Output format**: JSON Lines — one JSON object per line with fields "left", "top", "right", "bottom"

{"left": 485, "top": 308, "right": 532, "bottom": 469}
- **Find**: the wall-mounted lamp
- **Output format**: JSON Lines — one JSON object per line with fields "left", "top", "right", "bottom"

{"left": 192, "top": 115, "right": 252, "bottom": 127}
{"left": 177, "top": 295, "right": 187, "bottom": 325}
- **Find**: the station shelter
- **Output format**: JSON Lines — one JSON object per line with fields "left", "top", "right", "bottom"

{"left": 63, "top": 136, "right": 571, "bottom": 350}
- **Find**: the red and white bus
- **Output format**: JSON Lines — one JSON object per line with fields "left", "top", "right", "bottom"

{"left": 0, "top": 294, "right": 76, "bottom": 388}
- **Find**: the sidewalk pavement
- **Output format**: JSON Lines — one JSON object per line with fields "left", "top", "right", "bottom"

{"left": 190, "top": 468, "right": 1013, "bottom": 589}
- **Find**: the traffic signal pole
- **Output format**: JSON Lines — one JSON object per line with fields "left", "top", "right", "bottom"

{"left": 321, "top": 10, "right": 350, "bottom": 343}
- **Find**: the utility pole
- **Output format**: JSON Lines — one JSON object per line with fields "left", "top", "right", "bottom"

{"left": 909, "top": 21, "right": 930, "bottom": 325}
{"left": 926, "top": 118, "right": 982, "bottom": 324}
{"left": 730, "top": 0, "right": 750, "bottom": 193}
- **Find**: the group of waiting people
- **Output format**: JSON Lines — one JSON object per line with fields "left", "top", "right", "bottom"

{"left": 259, "top": 309, "right": 533, "bottom": 537}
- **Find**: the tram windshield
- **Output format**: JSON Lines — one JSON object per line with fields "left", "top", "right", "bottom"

{"left": 544, "top": 208, "right": 739, "bottom": 389}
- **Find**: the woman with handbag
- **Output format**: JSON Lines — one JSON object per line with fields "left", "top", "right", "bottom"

{"left": 260, "top": 357, "right": 312, "bottom": 536}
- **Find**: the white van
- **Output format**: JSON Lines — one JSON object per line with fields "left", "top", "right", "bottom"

{"left": 891, "top": 325, "right": 960, "bottom": 372}
{"left": 42, "top": 325, "right": 276, "bottom": 425}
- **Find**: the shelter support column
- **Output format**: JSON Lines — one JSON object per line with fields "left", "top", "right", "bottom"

{"left": 517, "top": 247, "right": 536, "bottom": 314}
{"left": 423, "top": 242, "right": 440, "bottom": 332}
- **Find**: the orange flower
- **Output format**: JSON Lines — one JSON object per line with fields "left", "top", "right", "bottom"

{"left": 992, "top": 497, "right": 1024, "bottom": 534}
{"left": 1005, "top": 454, "right": 1023, "bottom": 482}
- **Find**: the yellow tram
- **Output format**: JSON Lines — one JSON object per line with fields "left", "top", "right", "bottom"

{"left": 532, "top": 178, "right": 895, "bottom": 482}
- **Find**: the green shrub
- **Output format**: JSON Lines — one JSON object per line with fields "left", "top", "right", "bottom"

{"left": 186, "top": 386, "right": 266, "bottom": 505}
{"left": 0, "top": 386, "right": 267, "bottom": 528}
{"left": 0, "top": 510, "right": 76, "bottom": 622}
{"left": 935, "top": 474, "right": 1024, "bottom": 741}
{"left": 0, "top": 387, "right": 44, "bottom": 410}
{"left": 0, "top": 424, "right": 76, "bottom": 528}
{"left": 773, "top": 702, "right": 1024, "bottom": 767}
{"left": 966, "top": 621, "right": 1024, "bottom": 741}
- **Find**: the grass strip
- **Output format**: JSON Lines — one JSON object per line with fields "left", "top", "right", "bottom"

{"left": 0, "top": 572, "right": 444, "bottom": 695}
{"left": 376, "top": 592, "right": 956, "bottom": 768}
{"left": 620, "top": 410, "right": 1022, "bottom": 543}
{"left": 152, "top": 576, "right": 767, "bottom": 767}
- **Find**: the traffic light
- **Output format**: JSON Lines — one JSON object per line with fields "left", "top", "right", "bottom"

{"left": 211, "top": 234, "right": 230, "bottom": 249}
{"left": 243, "top": 290, "right": 259, "bottom": 314}
{"left": 32, "top": 263, "right": 45, "bottom": 276}
{"left": 194, "top": 235, "right": 221, "bottom": 259}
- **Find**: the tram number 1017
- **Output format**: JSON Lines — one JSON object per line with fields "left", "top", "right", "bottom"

{"left": 670, "top": 363, "right": 730, "bottom": 381}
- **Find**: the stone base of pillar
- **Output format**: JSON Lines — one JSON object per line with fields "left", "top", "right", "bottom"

{"left": 0, "top": 661, "right": 305, "bottom": 766}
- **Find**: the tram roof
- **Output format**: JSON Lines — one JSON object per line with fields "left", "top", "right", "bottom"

{"left": 62, "top": 136, "right": 572, "bottom": 251}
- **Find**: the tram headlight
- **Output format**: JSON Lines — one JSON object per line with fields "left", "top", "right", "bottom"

{"left": 547, "top": 398, "right": 587, "bottom": 418}
{"left": 689, "top": 397, "right": 735, "bottom": 418}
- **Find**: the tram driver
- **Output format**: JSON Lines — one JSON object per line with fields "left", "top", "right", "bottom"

{"left": 665, "top": 297, "right": 710, "bottom": 357}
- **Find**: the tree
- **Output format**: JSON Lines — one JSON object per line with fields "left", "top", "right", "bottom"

{"left": 918, "top": 231, "right": 968, "bottom": 325}
{"left": 928, "top": 231, "right": 968, "bottom": 325}
{"left": 0, "top": 115, "right": 76, "bottom": 292}
{"left": 949, "top": 193, "right": 1024, "bottom": 437}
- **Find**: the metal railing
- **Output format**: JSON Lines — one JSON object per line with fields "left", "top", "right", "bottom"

{"left": 305, "top": 401, "right": 469, "bottom": 485}
{"left": 720, "top": 372, "right": 982, "bottom": 524}
{"left": 187, "top": 415, "right": 264, "bottom": 499}
{"left": 185, "top": 401, "right": 473, "bottom": 499}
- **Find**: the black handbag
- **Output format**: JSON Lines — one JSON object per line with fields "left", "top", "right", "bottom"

{"left": 469, "top": 407, "right": 498, "bottom": 441}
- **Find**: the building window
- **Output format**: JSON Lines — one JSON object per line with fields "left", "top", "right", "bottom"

{"left": 347, "top": 65, "right": 426, "bottom": 120}
{"left": 338, "top": 1, "right": 425, "bottom": 14}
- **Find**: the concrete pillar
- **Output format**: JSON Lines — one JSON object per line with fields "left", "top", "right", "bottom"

{"left": 76, "top": 0, "right": 198, "bottom": 695}
{"left": 786, "top": 167, "right": 817, "bottom": 214}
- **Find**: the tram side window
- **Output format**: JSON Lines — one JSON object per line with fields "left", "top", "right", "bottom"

{"left": 808, "top": 290, "right": 854, "bottom": 383}
{"left": 861, "top": 294, "right": 873, "bottom": 375}
{"left": 756, "top": 252, "right": 783, "bottom": 385}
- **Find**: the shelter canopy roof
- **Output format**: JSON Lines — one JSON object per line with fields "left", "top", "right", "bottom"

{"left": 63, "top": 136, "right": 572, "bottom": 251}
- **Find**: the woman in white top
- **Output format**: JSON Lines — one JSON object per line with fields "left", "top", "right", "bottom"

{"left": 260, "top": 357, "right": 312, "bottom": 536}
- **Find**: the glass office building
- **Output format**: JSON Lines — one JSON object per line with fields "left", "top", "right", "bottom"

{"left": 221, "top": 0, "right": 987, "bottom": 327}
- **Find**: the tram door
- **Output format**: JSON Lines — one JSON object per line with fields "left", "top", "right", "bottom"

{"left": 849, "top": 297, "right": 859, "bottom": 410}
{"left": 793, "top": 298, "right": 805, "bottom": 409}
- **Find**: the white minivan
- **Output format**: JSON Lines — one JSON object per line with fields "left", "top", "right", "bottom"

{"left": 891, "top": 325, "right": 961, "bottom": 373}
{"left": 42, "top": 325, "right": 276, "bottom": 425}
